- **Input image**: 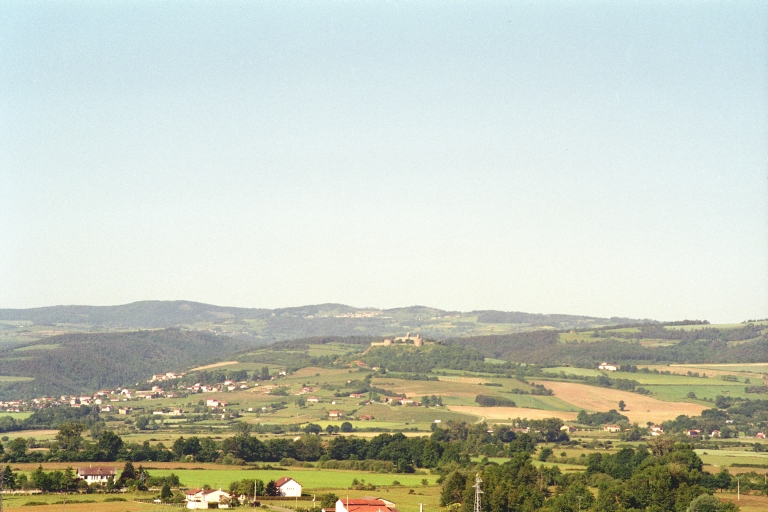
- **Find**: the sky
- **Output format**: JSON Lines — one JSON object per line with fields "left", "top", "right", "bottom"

{"left": 1, "top": 1, "right": 766, "bottom": 323}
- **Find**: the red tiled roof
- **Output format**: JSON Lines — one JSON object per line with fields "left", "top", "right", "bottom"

{"left": 275, "top": 476, "right": 295, "bottom": 488}
{"left": 347, "top": 506, "right": 392, "bottom": 512}
{"left": 77, "top": 466, "right": 116, "bottom": 476}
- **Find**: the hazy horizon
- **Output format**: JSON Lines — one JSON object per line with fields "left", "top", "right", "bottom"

{"left": 2, "top": 1, "right": 766, "bottom": 323}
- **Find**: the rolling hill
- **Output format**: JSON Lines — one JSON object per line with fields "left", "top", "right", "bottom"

{"left": 0, "top": 300, "right": 647, "bottom": 345}
{"left": 0, "top": 328, "right": 249, "bottom": 399}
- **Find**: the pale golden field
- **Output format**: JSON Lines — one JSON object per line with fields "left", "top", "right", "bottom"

{"left": 436, "top": 376, "right": 488, "bottom": 384}
{"left": 718, "top": 493, "right": 768, "bottom": 512}
{"left": 189, "top": 360, "right": 240, "bottom": 371}
{"left": 534, "top": 381, "right": 708, "bottom": 423}
{"left": 447, "top": 405, "right": 579, "bottom": 421}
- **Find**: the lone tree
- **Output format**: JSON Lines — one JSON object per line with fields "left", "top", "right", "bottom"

{"left": 618, "top": 400, "right": 626, "bottom": 411}
{"left": 265, "top": 480, "right": 279, "bottom": 496}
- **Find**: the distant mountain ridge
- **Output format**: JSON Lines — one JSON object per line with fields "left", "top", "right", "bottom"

{"left": 0, "top": 301, "right": 271, "bottom": 328}
{"left": 0, "top": 300, "right": 645, "bottom": 333}
{"left": 0, "top": 301, "right": 658, "bottom": 400}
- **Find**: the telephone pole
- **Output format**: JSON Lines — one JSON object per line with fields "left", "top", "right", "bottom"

{"left": 473, "top": 474, "right": 483, "bottom": 512}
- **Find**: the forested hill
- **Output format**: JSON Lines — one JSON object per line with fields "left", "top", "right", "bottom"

{"left": 0, "top": 329, "right": 248, "bottom": 400}
{"left": 0, "top": 300, "right": 647, "bottom": 344}
{"left": 447, "top": 323, "right": 768, "bottom": 366}
{"left": 0, "top": 301, "right": 271, "bottom": 328}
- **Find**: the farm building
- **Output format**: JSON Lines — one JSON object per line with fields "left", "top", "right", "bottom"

{"left": 275, "top": 476, "right": 302, "bottom": 497}
{"left": 603, "top": 425, "right": 622, "bottom": 433}
{"left": 77, "top": 466, "right": 116, "bottom": 484}
{"left": 328, "top": 410, "right": 345, "bottom": 419}
{"left": 185, "top": 488, "right": 231, "bottom": 509}
{"left": 598, "top": 362, "right": 618, "bottom": 371}
{"left": 336, "top": 498, "right": 397, "bottom": 512}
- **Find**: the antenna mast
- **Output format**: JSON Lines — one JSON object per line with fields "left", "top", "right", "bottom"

{"left": 472, "top": 474, "right": 482, "bottom": 512}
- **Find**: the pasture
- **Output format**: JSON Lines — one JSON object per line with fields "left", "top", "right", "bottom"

{"left": 696, "top": 449, "right": 768, "bottom": 468}
{"left": 147, "top": 466, "right": 440, "bottom": 490}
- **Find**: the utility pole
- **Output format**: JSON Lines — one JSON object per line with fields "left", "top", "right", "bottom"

{"left": 473, "top": 474, "right": 483, "bottom": 512}
{"left": 577, "top": 496, "right": 583, "bottom": 512}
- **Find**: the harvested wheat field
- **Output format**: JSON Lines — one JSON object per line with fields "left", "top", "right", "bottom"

{"left": 447, "top": 405, "right": 579, "bottom": 421}
{"left": 437, "top": 376, "right": 488, "bottom": 384}
{"left": 534, "top": 381, "right": 707, "bottom": 423}
{"left": 718, "top": 493, "right": 768, "bottom": 512}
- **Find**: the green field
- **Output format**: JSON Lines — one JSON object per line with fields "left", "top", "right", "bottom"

{"left": 0, "top": 411, "right": 33, "bottom": 419}
{"left": 696, "top": 449, "right": 768, "bottom": 468}
{"left": 147, "top": 467, "right": 440, "bottom": 490}
{"left": 541, "top": 366, "right": 751, "bottom": 403}
{"left": 353, "top": 403, "right": 477, "bottom": 424}
{"left": 644, "top": 384, "right": 754, "bottom": 402}
{"left": 542, "top": 366, "right": 751, "bottom": 385}
{"left": 0, "top": 375, "right": 34, "bottom": 382}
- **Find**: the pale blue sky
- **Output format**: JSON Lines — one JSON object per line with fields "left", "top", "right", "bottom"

{"left": 1, "top": 1, "right": 766, "bottom": 322}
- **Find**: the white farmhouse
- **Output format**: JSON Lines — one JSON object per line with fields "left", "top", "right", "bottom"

{"left": 77, "top": 466, "right": 116, "bottom": 484}
{"left": 275, "top": 476, "right": 302, "bottom": 497}
{"left": 598, "top": 362, "right": 618, "bottom": 371}
{"left": 185, "top": 488, "right": 231, "bottom": 509}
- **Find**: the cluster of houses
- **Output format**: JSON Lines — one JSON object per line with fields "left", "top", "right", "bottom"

{"left": 75, "top": 469, "right": 306, "bottom": 509}
{"left": 148, "top": 372, "right": 183, "bottom": 383}
{"left": 0, "top": 399, "right": 23, "bottom": 412}
{"left": 185, "top": 380, "right": 251, "bottom": 394}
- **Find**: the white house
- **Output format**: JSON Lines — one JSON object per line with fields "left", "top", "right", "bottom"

{"left": 77, "top": 466, "right": 116, "bottom": 484}
{"left": 598, "top": 362, "right": 618, "bottom": 372}
{"left": 275, "top": 476, "right": 302, "bottom": 497}
{"left": 185, "top": 488, "right": 231, "bottom": 509}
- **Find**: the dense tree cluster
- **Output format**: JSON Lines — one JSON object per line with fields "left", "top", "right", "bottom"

{"left": 448, "top": 330, "right": 768, "bottom": 367}
{"left": 442, "top": 442, "right": 741, "bottom": 512}
{"left": 576, "top": 409, "right": 629, "bottom": 427}
{"left": 475, "top": 395, "right": 517, "bottom": 407}
{"left": 362, "top": 345, "right": 513, "bottom": 374}
{"left": 0, "top": 420, "right": 547, "bottom": 471}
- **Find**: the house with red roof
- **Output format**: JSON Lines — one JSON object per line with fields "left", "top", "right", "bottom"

{"left": 336, "top": 498, "right": 397, "bottom": 512}
{"left": 275, "top": 476, "right": 302, "bottom": 497}
{"left": 77, "top": 466, "right": 116, "bottom": 484}
{"left": 185, "top": 488, "right": 231, "bottom": 509}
